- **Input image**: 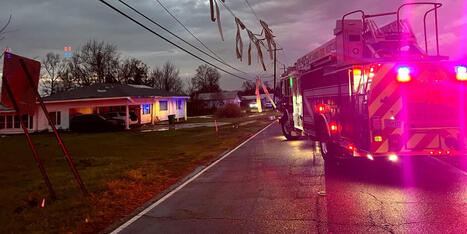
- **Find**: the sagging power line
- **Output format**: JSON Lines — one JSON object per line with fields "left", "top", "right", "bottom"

{"left": 117, "top": 0, "right": 250, "bottom": 77}
{"left": 99, "top": 0, "right": 251, "bottom": 81}
{"left": 155, "top": 0, "right": 226, "bottom": 64}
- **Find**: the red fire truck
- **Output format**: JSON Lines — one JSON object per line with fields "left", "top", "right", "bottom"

{"left": 278, "top": 3, "right": 467, "bottom": 161}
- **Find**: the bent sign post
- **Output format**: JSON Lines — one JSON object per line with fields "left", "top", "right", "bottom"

{"left": 2, "top": 52, "right": 88, "bottom": 197}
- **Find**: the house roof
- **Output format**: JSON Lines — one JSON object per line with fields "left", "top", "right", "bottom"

{"left": 0, "top": 103, "right": 14, "bottom": 112}
{"left": 241, "top": 94, "right": 275, "bottom": 101}
{"left": 43, "top": 83, "right": 186, "bottom": 102}
{"left": 197, "top": 91, "right": 239, "bottom": 101}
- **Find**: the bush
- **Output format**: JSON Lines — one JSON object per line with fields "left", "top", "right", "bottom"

{"left": 215, "top": 104, "right": 242, "bottom": 118}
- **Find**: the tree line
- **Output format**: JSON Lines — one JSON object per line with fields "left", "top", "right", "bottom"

{"left": 41, "top": 39, "right": 222, "bottom": 96}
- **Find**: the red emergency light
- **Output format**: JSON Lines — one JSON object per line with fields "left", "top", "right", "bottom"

{"left": 329, "top": 123, "right": 338, "bottom": 133}
{"left": 397, "top": 67, "right": 411, "bottom": 82}
{"left": 316, "top": 104, "right": 325, "bottom": 114}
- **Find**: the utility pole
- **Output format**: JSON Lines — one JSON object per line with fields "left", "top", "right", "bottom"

{"left": 269, "top": 45, "right": 283, "bottom": 104}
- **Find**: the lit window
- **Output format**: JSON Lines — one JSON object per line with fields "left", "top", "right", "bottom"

{"left": 159, "top": 101, "right": 168, "bottom": 111}
{"left": 177, "top": 100, "right": 183, "bottom": 110}
{"left": 142, "top": 104, "right": 151, "bottom": 115}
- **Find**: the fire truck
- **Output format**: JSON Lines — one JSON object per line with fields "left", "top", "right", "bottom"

{"left": 278, "top": 3, "right": 467, "bottom": 161}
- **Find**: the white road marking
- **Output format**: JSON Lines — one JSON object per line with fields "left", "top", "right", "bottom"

{"left": 111, "top": 122, "right": 276, "bottom": 233}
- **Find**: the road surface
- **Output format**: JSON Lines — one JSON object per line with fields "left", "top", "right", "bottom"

{"left": 116, "top": 123, "right": 467, "bottom": 233}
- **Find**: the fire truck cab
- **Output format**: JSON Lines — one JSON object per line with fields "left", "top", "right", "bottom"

{"left": 278, "top": 3, "right": 467, "bottom": 161}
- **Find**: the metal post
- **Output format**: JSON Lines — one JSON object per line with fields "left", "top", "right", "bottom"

{"left": 2, "top": 76, "right": 56, "bottom": 199}
{"left": 269, "top": 46, "right": 283, "bottom": 106}
{"left": 273, "top": 46, "right": 277, "bottom": 105}
{"left": 18, "top": 59, "right": 88, "bottom": 196}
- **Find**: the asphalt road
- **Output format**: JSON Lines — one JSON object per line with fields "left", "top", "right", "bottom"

{"left": 116, "top": 123, "right": 467, "bottom": 233}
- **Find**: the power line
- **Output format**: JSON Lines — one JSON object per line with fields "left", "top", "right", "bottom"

{"left": 99, "top": 0, "right": 251, "bottom": 81}
{"left": 155, "top": 0, "right": 226, "bottom": 63}
{"left": 244, "top": 0, "right": 260, "bottom": 22}
{"left": 116, "top": 0, "right": 251, "bottom": 76}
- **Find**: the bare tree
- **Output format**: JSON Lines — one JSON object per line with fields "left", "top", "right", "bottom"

{"left": 41, "top": 52, "right": 63, "bottom": 95}
{"left": 119, "top": 58, "right": 149, "bottom": 85}
{"left": 66, "top": 39, "right": 120, "bottom": 86}
{"left": 191, "top": 64, "right": 221, "bottom": 94}
{"left": 240, "top": 80, "right": 256, "bottom": 95}
{"left": 148, "top": 61, "right": 184, "bottom": 94}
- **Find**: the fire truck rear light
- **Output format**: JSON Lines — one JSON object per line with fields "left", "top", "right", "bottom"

{"left": 429, "top": 151, "right": 434, "bottom": 155}
{"left": 438, "top": 151, "right": 443, "bottom": 155}
{"left": 446, "top": 150, "right": 451, "bottom": 155}
{"left": 316, "top": 104, "right": 325, "bottom": 113}
{"left": 374, "top": 136, "right": 382, "bottom": 142}
{"left": 330, "top": 123, "right": 338, "bottom": 133}
{"left": 347, "top": 145, "right": 355, "bottom": 151}
{"left": 367, "top": 154, "right": 374, "bottom": 160}
{"left": 397, "top": 67, "right": 411, "bottom": 82}
{"left": 369, "top": 67, "right": 375, "bottom": 78}
{"left": 456, "top": 66, "right": 467, "bottom": 81}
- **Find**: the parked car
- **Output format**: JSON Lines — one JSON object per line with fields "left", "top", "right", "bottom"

{"left": 102, "top": 112, "right": 138, "bottom": 125}
{"left": 70, "top": 114, "right": 125, "bottom": 132}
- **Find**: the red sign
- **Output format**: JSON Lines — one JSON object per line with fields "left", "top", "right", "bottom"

{"left": 1, "top": 52, "right": 41, "bottom": 113}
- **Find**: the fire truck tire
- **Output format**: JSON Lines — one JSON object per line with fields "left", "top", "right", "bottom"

{"left": 281, "top": 120, "right": 300, "bottom": 140}
{"left": 319, "top": 141, "right": 339, "bottom": 161}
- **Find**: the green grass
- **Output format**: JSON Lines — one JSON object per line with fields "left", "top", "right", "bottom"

{"left": 0, "top": 114, "right": 274, "bottom": 233}
{"left": 183, "top": 110, "right": 279, "bottom": 124}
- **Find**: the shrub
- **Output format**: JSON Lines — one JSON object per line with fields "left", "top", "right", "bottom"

{"left": 215, "top": 104, "right": 242, "bottom": 118}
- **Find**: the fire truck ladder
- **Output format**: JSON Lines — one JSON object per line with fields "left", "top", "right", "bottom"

{"left": 341, "top": 2, "right": 443, "bottom": 58}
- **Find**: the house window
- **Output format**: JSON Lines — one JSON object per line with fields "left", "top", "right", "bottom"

{"left": 159, "top": 101, "right": 168, "bottom": 111}
{"left": 14, "top": 116, "right": 20, "bottom": 128}
{"left": 29, "top": 115, "right": 34, "bottom": 129}
{"left": 142, "top": 104, "right": 151, "bottom": 115}
{"left": 6, "top": 115, "right": 13, "bottom": 128}
{"left": 49, "top": 111, "right": 61, "bottom": 125}
{"left": 0, "top": 115, "right": 5, "bottom": 129}
{"left": 177, "top": 100, "right": 183, "bottom": 110}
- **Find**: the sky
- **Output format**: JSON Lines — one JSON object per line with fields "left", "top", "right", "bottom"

{"left": 1, "top": 0, "right": 467, "bottom": 91}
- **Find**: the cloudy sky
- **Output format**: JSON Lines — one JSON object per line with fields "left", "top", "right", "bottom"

{"left": 1, "top": 0, "right": 467, "bottom": 90}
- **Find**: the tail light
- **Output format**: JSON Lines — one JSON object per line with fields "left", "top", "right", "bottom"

{"left": 397, "top": 67, "right": 411, "bottom": 82}
{"left": 456, "top": 66, "right": 467, "bottom": 81}
{"left": 316, "top": 104, "right": 325, "bottom": 114}
{"left": 329, "top": 123, "right": 338, "bottom": 133}
{"left": 369, "top": 66, "right": 375, "bottom": 78}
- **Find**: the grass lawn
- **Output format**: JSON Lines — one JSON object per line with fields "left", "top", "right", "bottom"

{"left": 0, "top": 113, "right": 276, "bottom": 233}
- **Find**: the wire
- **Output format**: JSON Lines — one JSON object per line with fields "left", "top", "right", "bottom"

{"left": 244, "top": 0, "right": 260, "bottom": 22}
{"left": 155, "top": 0, "right": 226, "bottom": 63}
{"left": 116, "top": 0, "right": 251, "bottom": 76}
{"left": 99, "top": 0, "right": 252, "bottom": 81}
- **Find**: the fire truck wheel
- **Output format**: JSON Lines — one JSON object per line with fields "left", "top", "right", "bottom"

{"left": 319, "top": 141, "right": 339, "bottom": 161}
{"left": 281, "top": 119, "right": 300, "bottom": 140}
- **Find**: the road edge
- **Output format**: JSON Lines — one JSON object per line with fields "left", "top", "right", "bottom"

{"left": 104, "top": 121, "right": 276, "bottom": 234}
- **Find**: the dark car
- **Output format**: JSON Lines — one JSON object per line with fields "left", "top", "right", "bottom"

{"left": 70, "top": 114, "right": 125, "bottom": 132}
